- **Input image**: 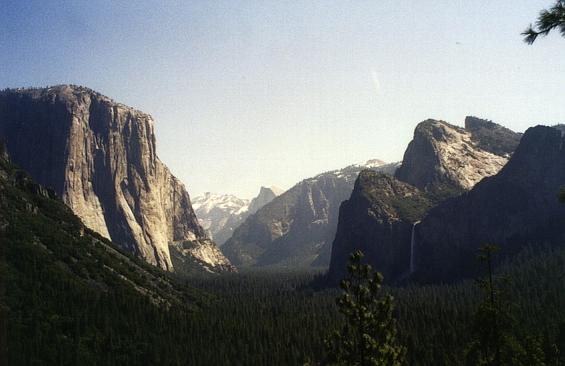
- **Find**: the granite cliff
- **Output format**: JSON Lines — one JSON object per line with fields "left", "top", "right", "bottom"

{"left": 327, "top": 171, "right": 431, "bottom": 283}
{"left": 222, "top": 160, "right": 399, "bottom": 268}
{"left": 414, "top": 125, "right": 565, "bottom": 282}
{"left": 0, "top": 143, "right": 195, "bottom": 306}
{"left": 0, "top": 85, "right": 232, "bottom": 273}
{"left": 328, "top": 117, "right": 521, "bottom": 283}
{"left": 395, "top": 118, "right": 515, "bottom": 200}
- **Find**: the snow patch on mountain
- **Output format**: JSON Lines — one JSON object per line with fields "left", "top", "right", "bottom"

{"left": 193, "top": 187, "right": 282, "bottom": 245}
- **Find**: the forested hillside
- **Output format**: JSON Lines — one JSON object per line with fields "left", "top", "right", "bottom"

{"left": 0, "top": 151, "right": 206, "bottom": 365}
{"left": 2, "top": 145, "right": 564, "bottom": 365}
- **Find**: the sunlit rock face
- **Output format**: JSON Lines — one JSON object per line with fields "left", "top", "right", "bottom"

{"left": 0, "top": 85, "right": 232, "bottom": 272}
{"left": 415, "top": 125, "right": 565, "bottom": 283}
{"left": 395, "top": 118, "right": 518, "bottom": 200}
{"left": 327, "top": 117, "right": 522, "bottom": 284}
{"left": 222, "top": 160, "right": 399, "bottom": 269}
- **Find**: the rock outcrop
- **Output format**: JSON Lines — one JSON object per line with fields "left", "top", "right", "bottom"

{"left": 414, "top": 125, "right": 565, "bottom": 282}
{"left": 222, "top": 160, "right": 399, "bottom": 268}
{"left": 248, "top": 186, "right": 283, "bottom": 215}
{"left": 395, "top": 119, "right": 515, "bottom": 200}
{"left": 193, "top": 186, "right": 282, "bottom": 246}
{"left": 0, "top": 85, "right": 232, "bottom": 272}
{"left": 327, "top": 117, "right": 521, "bottom": 284}
{"left": 327, "top": 171, "right": 431, "bottom": 284}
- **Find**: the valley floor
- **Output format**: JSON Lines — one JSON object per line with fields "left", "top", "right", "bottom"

{"left": 4, "top": 241, "right": 565, "bottom": 365}
{"left": 181, "top": 245, "right": 565, "bottom": 365}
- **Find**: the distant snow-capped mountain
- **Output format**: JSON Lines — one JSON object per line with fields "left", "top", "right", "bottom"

{"left": 193, "top": 186, "right": 282, "bottom": 246}
{"left": 222, "top": 159, "right": 399, "bottom": 269}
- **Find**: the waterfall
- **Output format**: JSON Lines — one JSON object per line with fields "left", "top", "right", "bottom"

{"left": 409, "top": 221, "right": 420, "bottom": 274}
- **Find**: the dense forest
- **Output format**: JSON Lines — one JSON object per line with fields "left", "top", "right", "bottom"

{"left": 0, "top": 153, "right": 208, "bottom": 365}
{"left": 4, "top": 223, "right": 565, "bottom": 365}
{"left": 1, "top": 141, "right": 564, "bottom": 365}
{"left": 181, "top": 245, "right": 565, "bottom": 365}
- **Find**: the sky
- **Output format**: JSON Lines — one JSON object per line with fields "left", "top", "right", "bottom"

{"left": 1, "top": 0, "right": 565, "bottom": 198}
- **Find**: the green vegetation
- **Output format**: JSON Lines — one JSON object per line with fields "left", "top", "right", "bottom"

{"left": 523, "top": 0, "right": 565, "bottom": 44}
{"left": 0, "top": 157, "right": 206, "bottom": 365}
{"left": 323, "top": 251, "right": 405, "bottom": 365}
{"left": 181, "top": 245, "right": 565, "bottom": 366}
{"left": 424, "top": 181, "right": 466, "bottom": 204}
{"left": 2, "top": 155, "right": 564, "bottom": 365}
{"left": 3, "top": 239, "right": 565, "bottom": 365}
{"left": 464, "top": 245, "right": 558, "bottom": 365}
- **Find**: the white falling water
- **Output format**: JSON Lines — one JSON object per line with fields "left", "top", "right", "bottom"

{"left": 409, "top": 221, "right": 421, "bottom": 274}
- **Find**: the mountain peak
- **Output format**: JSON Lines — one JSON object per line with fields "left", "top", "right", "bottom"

{"left": 465, "top": 115, "right": 498, "bottom": 130}
{"left": 222, "top": 159, "right": 398, "bottom": 268}
{"left": 193, "top": 186, "right": 281, "bottom": 246}
{"left": 395, "top": 117, "right": 513, "bottom": 198}
{"left": 414, "top": 124, "right": 565, "bottom": 282}
{"left": 364, "top": 158, "right": 386, "bottom": 168}
{"left": 248, "top": 186, "right": 282, "bottom": 215}
{"left": 327, "top": 169, "right": 432, "bottom": 284}
{"left": 261, "top": 185, "right": 284, "bottom": 196}
{"left": 2, "top": 85, "right": 150, "bottom": 121}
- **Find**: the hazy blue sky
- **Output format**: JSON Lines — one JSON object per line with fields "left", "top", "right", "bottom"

{"left": 1, "top": 1, "right": 564, "bottom": 198}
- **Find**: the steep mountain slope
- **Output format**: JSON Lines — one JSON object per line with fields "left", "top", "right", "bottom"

{"left": 0, "top": 85, "right": 232, "bottom": 273}
{"left": 0, "top": 143, "right": 194, "bottom": 305}
{"left": 413, "top": 125, "right": 565, "bottom": 282}
{"left": 193, "top": 186, "right": 281, "bottom": 246}
{"left": 327, "top": 171, "right": 432, "bottom": 283}
{"left": 0, "top": 145, "right": 209, "bottom": 364}
{"left": 327, "top": 117, "right": 521, "bottom": 283}
{"left": 394, "top": 118, "right": 516, "bottom": 200}
{"left": 222, "top": 160, "right": 399, "bottom": 268}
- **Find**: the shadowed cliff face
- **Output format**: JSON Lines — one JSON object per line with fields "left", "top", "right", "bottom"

{"left": 222, "top": 160, "right": 399, "bottom": 269}
{"left": 464, "top": 116, "right": 522, "bottom": 157}
{"left": 414, "top": 125, "right": 565, "bottom": 283}
{"left": 222, "top": 172, "right": 354, "bottom": 268}
{"left": 327, "top": 171, "right": 431, "bottom": 284}
{"left": 0, "top": 85, "right": 232, "bottom": 272}
{"left": 327, "top": 117, "right": 522, "bottom": 284}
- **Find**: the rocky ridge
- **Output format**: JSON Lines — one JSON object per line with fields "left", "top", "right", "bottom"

{"left": 413, "top": 125, "right": 565, "bottom": 282}
{"left": 222, "top": 160, "right": 399, "bottom": 268}
{"left": 328, "top": 117, "right": 522, "bottom": 283}
{"left": 395, "top": 118, "right": 515, "bottom": 200}
{"left": 327, "top": 170, "right": 432, "bottom": 283}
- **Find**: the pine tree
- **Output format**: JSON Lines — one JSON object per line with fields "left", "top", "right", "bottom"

{"left": 325, "top": 250, "right": 405, "bottom": 366}
{"left": 464, "top": 245, "right": 548, "bottom": 366}
{"left": 523, "top": 0, "right": 565, "bottom": 44}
